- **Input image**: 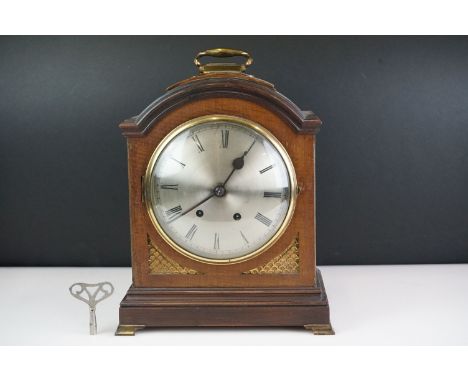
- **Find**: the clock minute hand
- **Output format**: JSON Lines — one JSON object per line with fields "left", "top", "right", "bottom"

{"left": 222, "top": 139, "right": 256, "bottom": 187}
{"left": 169, "top": 140, "right": 256, "bottom": 223}
{"left": 168, "top": 192, "right": 215, "bottom": 224}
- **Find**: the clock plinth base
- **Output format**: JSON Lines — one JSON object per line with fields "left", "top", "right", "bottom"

{"left": 116, "top": 269, "right": 333, "bottom": 335}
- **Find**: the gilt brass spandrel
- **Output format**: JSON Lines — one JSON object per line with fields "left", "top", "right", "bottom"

{"left": 147, "top": 235, "right": 200, "bottom": 275}
{"left": 243, "top": 234, "right": 300, "bottom": 275}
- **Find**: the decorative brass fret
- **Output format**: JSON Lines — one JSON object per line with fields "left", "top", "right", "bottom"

{"left": 243, "top": 235, "right": 300, "bottom": 275}
{"left": 147, "top": 235, "right": 199, "bottom": 275}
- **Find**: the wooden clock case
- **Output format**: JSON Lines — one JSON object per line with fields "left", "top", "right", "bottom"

{"left": 116, "top": 58, "right": 334, "bottom": 335}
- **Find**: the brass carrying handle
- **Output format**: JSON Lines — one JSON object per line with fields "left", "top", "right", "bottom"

{"left": 194, "top": 48, "right": 253, "bottom": 73}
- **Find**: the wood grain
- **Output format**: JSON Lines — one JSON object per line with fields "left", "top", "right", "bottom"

{"left": 126, "top": 96, "right": 316, "bottom": 288}
{"left": 118, "top": 269, "right": 331, "bottom": 329}
{"left": 120, "top": 72, "right": 322, "bottom": 136}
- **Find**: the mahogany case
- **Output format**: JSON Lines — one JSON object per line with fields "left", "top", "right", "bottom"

{"left": 116, "top": 71, "right": 334, "bottom": 335}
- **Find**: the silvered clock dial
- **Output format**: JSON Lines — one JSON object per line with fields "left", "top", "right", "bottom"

{"left": 144, "top": 115, "right": 297, "bottom": 263}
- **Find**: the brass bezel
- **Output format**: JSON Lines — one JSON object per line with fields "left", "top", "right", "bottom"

{"left": 144, "top": 115, "right": 297, "bottom": 265}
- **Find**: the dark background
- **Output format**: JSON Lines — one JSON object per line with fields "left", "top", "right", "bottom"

{"left": 1, "top": 36, "right": 467, "bottom": 266}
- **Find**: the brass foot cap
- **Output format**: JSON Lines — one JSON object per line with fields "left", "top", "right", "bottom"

{"left": 115, "top": 325, "right": 145, "bottom": 336}
{"left": 304, "top": 324, "right": 335, "bottom": 335}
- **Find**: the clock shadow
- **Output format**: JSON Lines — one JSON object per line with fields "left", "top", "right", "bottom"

{"left": 140, "top": 326, "right": 306, "bottom": 335}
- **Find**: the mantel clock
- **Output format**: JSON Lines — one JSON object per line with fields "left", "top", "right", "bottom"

{"left": 116, "top": 48, "right": 334, "bottom": 335}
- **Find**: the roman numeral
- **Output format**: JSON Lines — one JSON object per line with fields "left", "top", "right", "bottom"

{"left": 240, "top": 231, "right": 249, "bottom": 245}
{"left": 214, "top": 232, "right": 220, "bottom": 250}
{"left": 161, "top": 184, "right": 178, "bottom": 190}
{"left": 264, "top": 191, "right": 282, "bottom": 198}
{"left": 192, "top": 134, "right": 205, "bottom": 152}
{"left": 255, "top": 212, "right": 272, "bottom": 227}
{"left": 170, "top": 157, "right": 186, "bottom": 167}
{"left": 221, "top": 129, "right": 229, "bottom": 148}
{"left": 185, "top": 224, "right": 198, "bottom": 240}
{"left": 259, "top": 164, "right": 273, "bottom": 174}
{"left": 165, "top": 205, "right": 182, "bottom": 219}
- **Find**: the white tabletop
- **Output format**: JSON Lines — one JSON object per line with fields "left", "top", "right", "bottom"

{"left": 1, "top": 264, "right": 467, "bottom": 345}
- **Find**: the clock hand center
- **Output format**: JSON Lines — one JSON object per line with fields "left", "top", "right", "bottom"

{"left": 213, "top": 184, "right": 226, "bottom": 197}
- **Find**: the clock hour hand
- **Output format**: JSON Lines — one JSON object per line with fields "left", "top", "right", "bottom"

{"left": 222, "top": 139, "right": 256, "bottom": 187}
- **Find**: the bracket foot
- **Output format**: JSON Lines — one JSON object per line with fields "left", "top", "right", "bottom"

{"left": 304, "top": 324, "right": 335, "bottom": 335}
{"left": 115, "top": 325, "right": 145, "bottom": 336}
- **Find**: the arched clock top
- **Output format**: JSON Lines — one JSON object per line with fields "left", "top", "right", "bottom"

{"left": 119, "top": 73, "right": 322, "bottom": 137}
